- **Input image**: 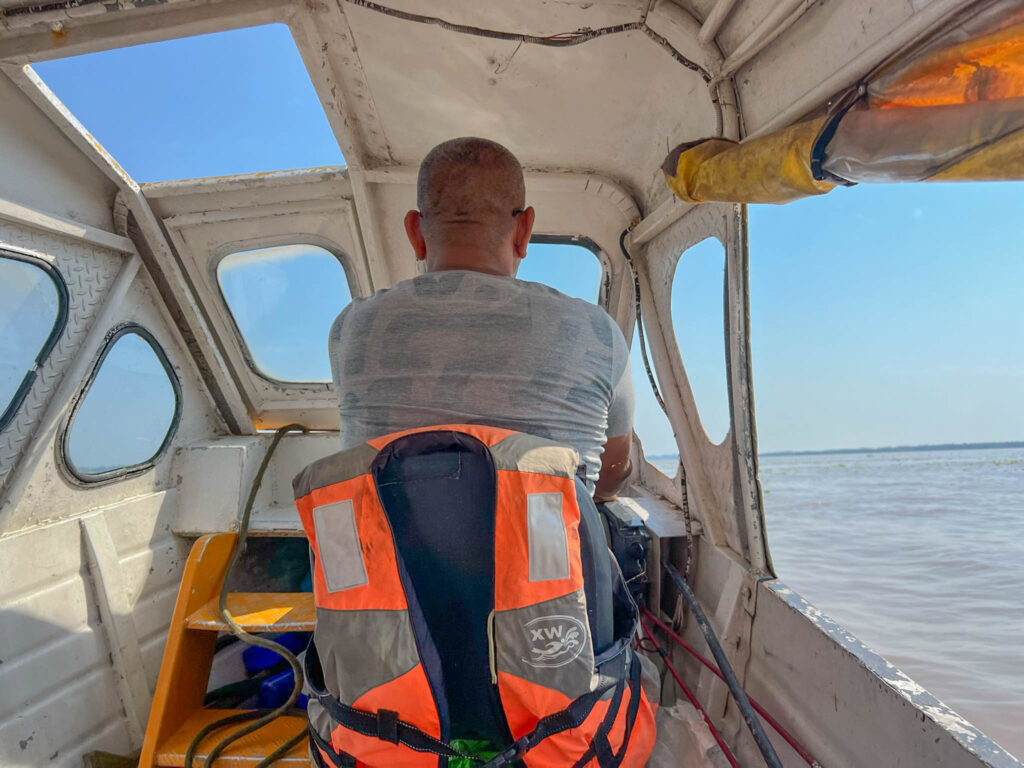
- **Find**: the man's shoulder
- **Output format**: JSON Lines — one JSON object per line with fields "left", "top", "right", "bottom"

{"left": 329, "top": 277, "right": 413, "bottom": 336}
{"left": 511, "top": 276, "right": 611, "bottom": 319}
{"left": 512, "top": 278, "right": 628, "bottom": 358}
{"left": 333, "top": 271, "right": 624, "bottom": 345}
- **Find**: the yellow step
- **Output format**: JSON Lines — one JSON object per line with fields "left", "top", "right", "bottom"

{"left": 186, "top": 593, "right": 316, "bottom": 633}
{"left": 155, "top": 709, "right": 309, "bottom": 766}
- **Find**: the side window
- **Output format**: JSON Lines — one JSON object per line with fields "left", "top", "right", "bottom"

{"left": 520, "top": 239, "right": 603, "bottom": 302}
{"left": 631, "top": 325, "right": 677, "bottom": 473}
{"left": 0, "top": 253, "right": 67, "bottom": 431}
{"left": 64, "top": 327, "right": 180, "bottom": 480}
{"left": 671, "top": 238, "right": 731, "bottom": 445}
{"left": 218, "top": 244, "right": 352, "bottom": 383}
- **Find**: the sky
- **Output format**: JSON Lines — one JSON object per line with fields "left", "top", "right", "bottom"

{"left": 29, "top": 23, "right": 1024, "bottom": 457}
{"left": 1, "top": 258, "right": 61, "bottom": 414}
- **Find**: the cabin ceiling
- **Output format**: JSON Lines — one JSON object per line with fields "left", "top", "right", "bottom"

{"left": 0, "top": 0, "right": 971, "bottom": 216}
{"left": 332, "top": 1, "right": 716, "bottom": 208}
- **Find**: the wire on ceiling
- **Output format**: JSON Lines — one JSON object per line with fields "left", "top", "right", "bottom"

{"left": 344, "top": 0, "right": 713, "bottom": 82}
{"left": 1, "top": 0, "right": 726, "bottom": 137}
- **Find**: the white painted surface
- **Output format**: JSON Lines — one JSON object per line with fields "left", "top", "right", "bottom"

{"left": 0, "top": 197, "right": 133, "bottom": 254}
{"left": 0, "top": 491, "right": 187, "bottom": 768}
{"left": 0, "top": 73, "right": 117, "bottom": 232}
{"left": 81, "top": 512, "right": 153, "bottom": 745}
{"left": 172, "top": 433, "right": 339, "bottom": 536}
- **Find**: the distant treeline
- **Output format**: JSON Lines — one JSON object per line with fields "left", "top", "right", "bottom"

{"left": 647, "top": 441, "right": 1024, "bottom": 460}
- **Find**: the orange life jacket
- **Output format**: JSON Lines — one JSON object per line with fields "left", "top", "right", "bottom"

{"left": 294, "top": 425, "right": 657, "bottom": 767}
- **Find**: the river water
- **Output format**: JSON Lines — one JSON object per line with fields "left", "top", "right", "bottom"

{"left": 653, "top": 446, "right": 1024, "bottom": 759}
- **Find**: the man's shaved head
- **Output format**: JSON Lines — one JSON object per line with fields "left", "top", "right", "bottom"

{"left": 416, "top": 137, "right": 526, "bottom": 251}
{"left": 404, "top": 137, "right": 535, "bottom": 276}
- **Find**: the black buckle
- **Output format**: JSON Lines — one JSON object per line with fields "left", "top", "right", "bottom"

{"left": 376, "top": 709, "right": 399, "bottom": 744}
{"left": 482, "top": 737, "right": 528, "bottom": 767}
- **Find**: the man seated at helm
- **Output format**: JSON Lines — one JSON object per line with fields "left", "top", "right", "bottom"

{"left": 329, "top": 137, "right": 633, "bottom": 501}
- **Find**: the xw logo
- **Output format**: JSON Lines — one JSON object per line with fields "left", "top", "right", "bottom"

{"left": 530, "top": 626, "right": 566, "bottom": 641}
{"left": 522, "top": 614, "right": 587, "bottom": 668}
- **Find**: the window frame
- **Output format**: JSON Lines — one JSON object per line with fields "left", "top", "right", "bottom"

{"left": 212, "top": 238, "right": 356, "bottom": 387}
{"left": 527, "top": 234, "right": 611, "bottom": 308}
{"left": 0, "top": 249, "right": 69, "bottom": 434}
{"left": 669, "top": 235, "right": 732, "bottom": 447}
{"left": 60, "top": 323, "right": 182, "bottom": 485}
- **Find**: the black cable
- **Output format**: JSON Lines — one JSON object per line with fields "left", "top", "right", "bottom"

{"left": 347, "top": 0, "right": 643, "bottom": 47}
{"left": 619, "top": 229, "right": 695, "bottom": 578}
{"left": 344, "top": 0, "right": 712, "bottom": 81}
{"left": 0, "top": 0, "right": 100, "bottom": 18}
{"left": 641, "top": 25, "right": 711, "bottom": 80}
{"left": 664, "top": 562, "right": 783, "bottom": 768}
{"left": 184, "top": 424, "right": 310, "bottom": 768}
{"left": 618, "top": 229, "right": 666, "bottom": 414}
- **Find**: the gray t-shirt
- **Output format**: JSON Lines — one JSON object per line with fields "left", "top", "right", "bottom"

{"left": 329, "top": 270, "right": 633, "bottom": 485}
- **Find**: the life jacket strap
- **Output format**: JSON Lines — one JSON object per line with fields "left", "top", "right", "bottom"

{"left": 307, "top": 631, "right": 646, "bottom": 767}
{"left": 569, "top": 648, "right": 643, "bottom": 768}
{"left": 308, "top": 723, "right": 356, "bottom": 767}
{"left": 572, "top": 667, "right": 626, "bottom": 768}
{"left": 305, "top": 639, "right": 479, "bottom": 761}
{"left": 479, "top": 675, "right": 618, "bottom": 768}
{"left": 308, "top": 647, "right": 644, "bottom": 767}
{"left": 313, "top": 685, "right": 477, "bottom": 760}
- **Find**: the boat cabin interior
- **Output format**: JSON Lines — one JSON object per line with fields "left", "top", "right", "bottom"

{"left": 0, "top": 0, "right": 1021, "bottom": 766}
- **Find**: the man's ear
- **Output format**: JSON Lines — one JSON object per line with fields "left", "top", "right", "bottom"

{"left": 404, "top": 210, "right": 428, "bottom": 261}
{"left": 513, "top": 206, "right": 535, "bottom": 261}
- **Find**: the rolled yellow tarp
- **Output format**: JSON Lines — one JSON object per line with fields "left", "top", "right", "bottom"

{"left": 823, "top": 1, "right": 1024, "bottom": 183}
{"left": 661, "top": 117, "right": 835, "bottom": 205}
{"left": 868, "top": 6, "right": 1024, "bottom": 109}
{"left": 661, "top": 0, "right": 1024, "bottom": 204}
{"left": 930, "top": 125, "right": 1024, "bottom": 180}
{"left": 823, "top": 97, "right": 1024, "bottom": 182}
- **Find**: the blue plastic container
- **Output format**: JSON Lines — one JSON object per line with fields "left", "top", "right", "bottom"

{"left": 257, "top": 668, "right": 309, "bottom": 710}
{"left": 242, "top": 632, "right": 309, "bottom": 675}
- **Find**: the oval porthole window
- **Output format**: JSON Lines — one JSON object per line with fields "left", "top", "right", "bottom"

{"left": 218, "top": 244, "right": 352, "bottom": 383}
{"left": 671, "top": 238, "right": 731, "bottom": 445}
{"left": 65, "top": 327, "right": 180, "bottom": 480}
{"left": 0, "top": 253, "right": 67, "bottom": 432}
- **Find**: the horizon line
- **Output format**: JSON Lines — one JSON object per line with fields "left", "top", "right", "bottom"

{"left": 647, "top": 440, "right": 1024, "bottom": 459}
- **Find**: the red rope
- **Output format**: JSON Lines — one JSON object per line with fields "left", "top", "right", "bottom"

{"left": 642, "top": 607, "right": 818, "bottom": 766}
{"left": 640, "top": 616, "right": 740, "bottom": 768}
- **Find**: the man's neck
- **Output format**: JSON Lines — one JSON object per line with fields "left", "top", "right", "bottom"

{"left": 425, "top": 244, "right": 514, "bottom": 276}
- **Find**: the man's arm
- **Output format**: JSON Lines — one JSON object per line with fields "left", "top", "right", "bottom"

{"left": 595, "top": 432, "right": 632, "bottom": 502}
{"left": 595, "top": 341, "right": 635, "bottom": 502}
